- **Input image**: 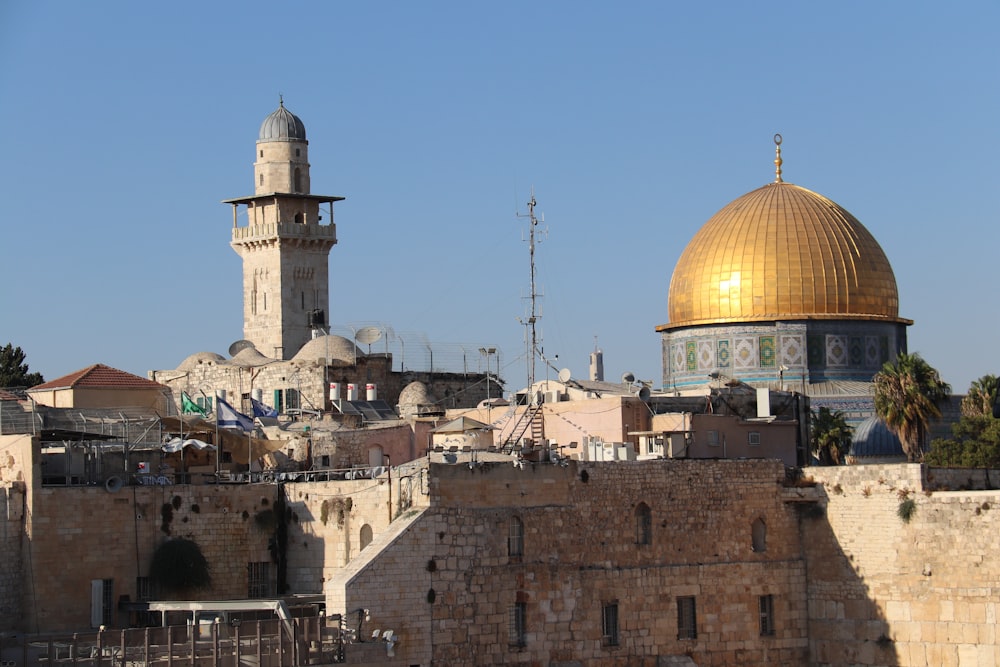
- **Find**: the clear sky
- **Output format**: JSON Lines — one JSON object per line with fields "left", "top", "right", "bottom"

{"left": 1, "top": 1, "right": 997, "bottom": 395}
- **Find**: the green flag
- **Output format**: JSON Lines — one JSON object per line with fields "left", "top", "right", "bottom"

{"left": 181, "top": 391, "right": 207, "bottom": 416}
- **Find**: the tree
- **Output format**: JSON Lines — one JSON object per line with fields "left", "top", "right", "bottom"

{"left": 811, "top": 407, "right": 852, "bottom": 465}
{"left": 925, "top": 415, "right": 1000, "bottom": 468}
{"left": 0, "top": 343, "right": 45, "bottom": 388}
{"left": 873, "top": 352, "right": 951, "bottom": 462}
{"left": 960, "top": 374, "right": 999, "bottom": 418}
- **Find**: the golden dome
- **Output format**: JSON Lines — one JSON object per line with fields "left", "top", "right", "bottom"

{"left": 663, "top": 180, "right": 907, "bottom": 330}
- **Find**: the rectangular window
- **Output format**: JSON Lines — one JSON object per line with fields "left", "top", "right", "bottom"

{"left": 602, "top": 602, "right": 620, "bottom": 646}
{"left": 677, "top": 596, "right": 697, "bottom": 640}
{"left": 759, "top": 594, "right": 775, "bottom": 636}
{"left": 136, "top": 576, "right": 156, "bottom": 602}
{"left": 91, "top": 579, "right": 113, "bottom": 628}
{"left": 321, "top": 455, "right": 330, "bottom": 467}
{"left": 509, "top": 602, "right": 526, "bottom": 647}
{"left": 248, "top": 562, "right": 272, "bottom": 598}
{"left": 707, "top": 430, "right": 720, "bottom": 446}
{"left": 748, "top": 431, "right": 761, "bottom": 446}
{"left": 508, "top": 516, "right": 524, "bottom": 559}
{"left": 196, "top": 396, "right": 213, "bottom": 413}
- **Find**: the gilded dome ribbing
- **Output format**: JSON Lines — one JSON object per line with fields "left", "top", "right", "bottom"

{"left": 664, "top": 180, "right": 905, "bottom": 330}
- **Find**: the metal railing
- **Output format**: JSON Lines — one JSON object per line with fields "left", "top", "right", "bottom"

{"left": 5, "top": 616, "right": 345, "bottom": 667}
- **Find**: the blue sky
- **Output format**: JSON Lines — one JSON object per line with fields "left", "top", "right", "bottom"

{"left": 1, "top": 1, "right": 998, "bottom": 394}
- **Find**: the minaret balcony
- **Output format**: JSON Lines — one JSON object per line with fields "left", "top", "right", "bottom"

{"left": 232, "top": 222, "right": 337, "bottom": 244}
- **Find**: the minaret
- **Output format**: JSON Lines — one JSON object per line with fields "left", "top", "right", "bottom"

{"left": 223, "top": 100, "right": 344, "bottom": 359}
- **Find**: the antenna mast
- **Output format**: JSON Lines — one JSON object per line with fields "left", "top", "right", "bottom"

{"left": 518, "top": 190, "right": 544, "bottom": 401}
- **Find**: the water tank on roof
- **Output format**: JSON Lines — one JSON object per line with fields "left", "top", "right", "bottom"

{"left": 347, "top": 383, "right": 358, "bottom": 401}
{"left": 366, "top": 383, "right": 377, "bottom": 401}
{"left": 329, "top": 383, "right": 341, "bottom": 401}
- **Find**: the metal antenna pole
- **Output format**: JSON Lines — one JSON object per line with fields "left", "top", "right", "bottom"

{"left": 517, "top": 191, "right": 544, "bottom": 403}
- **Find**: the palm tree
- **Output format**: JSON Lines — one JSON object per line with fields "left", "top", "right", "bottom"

{"left": 873, "top": 353, "right": 951, "bottom": 462}
{"left": 811, "top": 407, "right": 852, "bottom": 465}
{"left": 960, "top": 374, "right": 999, "bottom": 418}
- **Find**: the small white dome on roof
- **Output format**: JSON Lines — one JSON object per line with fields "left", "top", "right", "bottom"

{"left": 398, "top": 381, "right": 436, "bottom": 406}
{"left": 178, "top": 352, "right": 226, "bottom": 370}
{"left": 293, "top": 335, "right": 362, "bottom": 364}
{"left": 230, "top": 346, "right": 273, "bottom": 367}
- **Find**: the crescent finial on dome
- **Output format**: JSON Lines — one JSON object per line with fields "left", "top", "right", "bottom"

{"left": 773, "top": 133, "right": 783, "bottom": 183}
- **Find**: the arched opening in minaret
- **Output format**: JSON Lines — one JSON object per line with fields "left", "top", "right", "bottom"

{"left": 294, "top": 168, "right": 301, "bottom": 192}
{"left": 294, "top": 212, "right": 303, "bottom": 224}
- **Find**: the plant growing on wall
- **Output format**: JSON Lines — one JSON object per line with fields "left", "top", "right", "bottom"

{"left": 149, "top": 538, "right": 211, "bottom": 590}
{"left": 897, "top": 498, "right": 917, "bottom": 523}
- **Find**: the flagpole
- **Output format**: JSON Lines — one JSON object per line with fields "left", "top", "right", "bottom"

{"left": 179, "top": 391, "right": 185, "bottom": 484}
{"left": 215, "top": 391, "right": 221, "bottom": 479}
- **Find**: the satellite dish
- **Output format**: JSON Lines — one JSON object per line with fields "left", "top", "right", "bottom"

{"left": 228, "top": 339, "right": 256, "bottom": 356}
{"left": 355, "top": 326, "right": 383, "bottom": 346}
{"left": 621, "top": 372, "right": 635, "bottom": 385}
{"left": 557, "top": 368, "right": 571, "bottom": 383}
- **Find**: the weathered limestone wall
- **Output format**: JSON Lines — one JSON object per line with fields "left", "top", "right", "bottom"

{"left": 331, "top": 459, "right": 811, "bottom": 666}
{"left": 807, "top": 464, "right": 1000, "bottom": 666}
{"left": 5, "top": 422, "right": 425, "bottom": 635}
{"left": 21, "top": 484, "right": 275, "bottom": 632}
{"left": 283, "top": 462, "right": 430, "bottom": 592}
{"left": 0, "top": 435, "right": 30, "bottom": 631}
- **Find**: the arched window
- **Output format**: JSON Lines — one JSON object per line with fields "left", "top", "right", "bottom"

{"left": 259, "top": 173, "right": 264, "bottom": 186}
{"left": 294, "top": 212, "right": 303, "bottom": 224}
{"left": 752, "top": 517, "right": 767, "bottom": 552}
{"left": 360, "top": 524, "right": 373, "bottom": 551}
{"left": 508, "top": 516, "right": 524, "bottom": 559}
{"left": 294, "top": 168, "right": 302, "bottom": 192}
{"left": 635, "top": 502, "right": 652, "bottom": 545}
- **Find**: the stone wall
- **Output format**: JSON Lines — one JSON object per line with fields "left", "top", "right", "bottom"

{"left": 9, "top": 457, "right": 428, "bottom": 634}
{"left": 807, "top": 464, "right": 1000, "bottom": 666}
{"left": 332, "top": 458, "right": 811, "bottom": 666}
{"left": 0, "top": 435, "right": 30, "bottom": 631}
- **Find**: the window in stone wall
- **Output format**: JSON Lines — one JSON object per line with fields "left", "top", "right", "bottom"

{"left": 635, "top": 502, "right": 652, "bottom": 545}
{"left": 508, "top": 515, "right": 524, "bottom": 560}
{"left": 748, "top": 431, "right": 761, "bottom": 446}
{"left": 136, "top": 576, "right": 157, "bottom": 602}
{"left": 677, "top": 596, "right": 697, "bottom": 640}
{"left": 602, "top": 601, "right": 620, "bottom": 646}
{"left": 707, "top": 430, "right": 720, "bottom": 446}
{"left": 321, "top": 455, "right": 330, "bottom": 468}
{"left": 509, "top": 601, "right": 527, "bottom": 647}
{"left": 759, "top": 594, "right": 775, "bottom": 636}
{"left": 286, "top": 388, "right": 300, "bottom": 410}
{"left": 248, "top": 562, "right": 273, "bottom": 598}
{"left": 360, "top": 524, "right": 373, "bottom": 551}
{"left": 751, "top": 517, "right": 767, "bottom": 552}
{"left": 90, "top": 578, "right": 114, "bottom": 628}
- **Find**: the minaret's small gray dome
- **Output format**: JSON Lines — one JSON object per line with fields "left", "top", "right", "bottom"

{"left": 259, "top": 100, "right": 306, "bottom": 141}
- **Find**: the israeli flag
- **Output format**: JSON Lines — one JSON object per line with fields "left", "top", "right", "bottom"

{"left": 251, "top": 397, "right": 279, "bottom": 418}
{"left": 217, "top": 397, "right": 254, "bottom": 432}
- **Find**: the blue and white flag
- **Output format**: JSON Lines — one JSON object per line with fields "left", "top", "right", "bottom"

{"left": 217, "top": 397, "right": 253, "bottom": 432}
{"left": 251, "top": 397, "right": 279, "bottom": 418}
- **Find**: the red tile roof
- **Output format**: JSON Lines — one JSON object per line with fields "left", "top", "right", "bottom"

{"left": 0, "top": 388, "right": 21, "bottom": 401}
{"left": 28, "top": 364, "right": 165, "bottom": 391}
